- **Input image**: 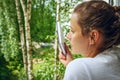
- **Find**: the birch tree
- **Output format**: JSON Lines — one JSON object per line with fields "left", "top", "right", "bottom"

{"left": 15, "top": 0, "right": 28, "bottom": 79}
{"left": 19, "top": 0, "right": 33, "bottom": 80}
{"left": 54, "top": 0, "right": 60, "bottom": 80}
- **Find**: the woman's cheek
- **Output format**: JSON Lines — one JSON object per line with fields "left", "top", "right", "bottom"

{"left": 71, "top": 36, "right": 81, "bottom": 53}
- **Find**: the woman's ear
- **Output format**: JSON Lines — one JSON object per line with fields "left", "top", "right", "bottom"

{"left": 89, "top": 30, "right": 100, "bottom": 45}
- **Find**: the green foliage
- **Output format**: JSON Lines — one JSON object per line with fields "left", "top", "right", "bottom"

{"left": 0, "top": 0, "right": 23, "bottom": 79}
{"left": 33, "top": 63, "right": 65, "bottom": 80}
{"left": 0, "top": 54, "right": 23, "bottom": 80}
{"left": 0, "top": 55, "right": 10, "bottom": 80}
{"left": 60, "top": 0, "right": 83, "bottom": 36}
{"left": 0, "top": 0, "right": 20, "bottom": 61}
{"left": 32, "top": 47, "right": 65, "bottom": 80}
{"left": 31, "top": 0, "right": 56, "bottom": 42}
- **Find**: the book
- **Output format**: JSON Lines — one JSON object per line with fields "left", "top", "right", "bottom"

{"left": 56, "top": 22, "right": 66, "bottom": 55}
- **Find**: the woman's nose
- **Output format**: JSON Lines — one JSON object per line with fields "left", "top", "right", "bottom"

{"left": 66, "top": 32, "right": 71, "bottom": 40}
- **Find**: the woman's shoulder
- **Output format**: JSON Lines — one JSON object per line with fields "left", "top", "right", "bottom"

{"left": 67, "top": 46, "right": 120, "bottom": 67}
{"left": 95, "top": 46, "right": 120, "bottom": 62}
{"left": 67, "top": 57, "right": 100, "bottom": 67}
{"left": 67, "top": 58, "right": 94, "bottom": 67}
{"left": 67, "top": 46, "right": 120, "bottom": 68}
{"left": 64, "top": 47, "right": 120, "bottom": 80}
{"left": 64, "top": 58, "right": 99, "bottom": 80}
{"left": 65, "top": 58, "right": 96, "bottom": 74}
{"left": 64, "top": 58, "right": 92, "bottom": 80}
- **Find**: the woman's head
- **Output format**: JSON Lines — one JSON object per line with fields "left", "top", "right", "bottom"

{"left": 67, "top": 1, "right": 120, "bottom": 57}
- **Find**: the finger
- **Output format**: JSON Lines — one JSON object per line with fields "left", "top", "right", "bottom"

{"left": 59, "top": 51, "right": 66, "bottom": 60}
{"left": 64, "top": 43, "right": 71, "bottom": 54}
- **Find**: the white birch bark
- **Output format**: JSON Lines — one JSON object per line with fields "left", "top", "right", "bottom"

{"left": 20, "top": 0, "right": 33, "bottom": 80}
{"left": 54, "top": 0, "right": 60, "bottom": 80}
{"left": 15, "top": 0, "right": 28, "bottom": 79}
{"left": 26, "top": 0, "right": 33, "bottom": 80}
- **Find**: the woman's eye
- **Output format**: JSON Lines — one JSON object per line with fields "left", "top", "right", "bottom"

{"left": 71, "top": 30, "right": 74, "bottom": 33}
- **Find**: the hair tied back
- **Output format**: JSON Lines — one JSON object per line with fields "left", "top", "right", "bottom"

{"left": 113, "top": 6, "right": 120, "bottom": 21}
{"left": 113, "top": 6, "right": 120, "bottom": 12}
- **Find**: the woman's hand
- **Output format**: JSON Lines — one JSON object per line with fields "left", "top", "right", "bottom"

{"left": 59, "top": 43, "right": 73, "bottom": 66}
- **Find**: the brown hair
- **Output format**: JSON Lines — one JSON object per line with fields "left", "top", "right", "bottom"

{"left": 73, "top": 1, "right": 120, "bottom": 50}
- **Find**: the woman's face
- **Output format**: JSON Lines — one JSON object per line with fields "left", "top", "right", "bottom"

{"left": 67, "top": 13, "right": 90, "bottom": 56}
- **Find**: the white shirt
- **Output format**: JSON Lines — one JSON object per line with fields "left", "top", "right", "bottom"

{"left": 63, "top": 47, "right": 120, "bottom": 80}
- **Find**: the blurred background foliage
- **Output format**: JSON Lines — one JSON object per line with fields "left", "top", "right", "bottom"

{"left": 31, "top": 0, "right": 56, "bottom": 42}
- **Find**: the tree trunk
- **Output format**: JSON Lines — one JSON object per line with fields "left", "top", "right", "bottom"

{"left": 54, "top": 0, "right": 60, "bottom": 80}
{"left": 26, "top": 0, "right": 33, "bottom": 80}
{"left": 20, "top": 0, "right": 33, "bottom": 80}
{"left": 15, "top": 0, "right": 28, "bottom": 79}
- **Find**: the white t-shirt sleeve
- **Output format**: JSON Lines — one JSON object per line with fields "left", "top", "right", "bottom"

{"left": 63, "top": 59, "right": 90, "bottom": 80}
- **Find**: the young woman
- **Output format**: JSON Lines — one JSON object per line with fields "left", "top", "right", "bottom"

{"left": 59, "top": 1, "right": 120, "bottom": 80}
